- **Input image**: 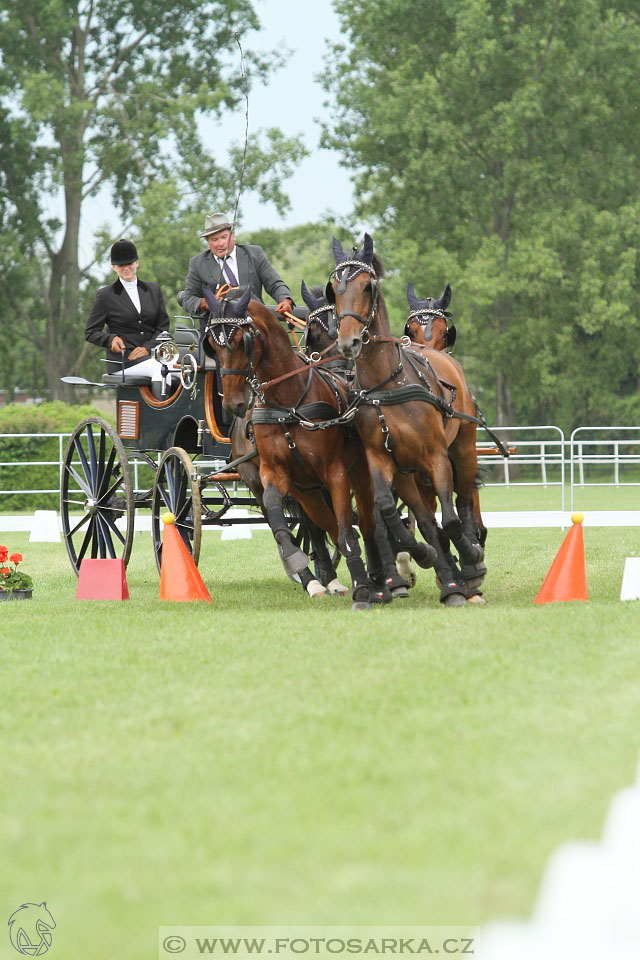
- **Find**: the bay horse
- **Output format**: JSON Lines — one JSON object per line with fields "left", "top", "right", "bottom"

{"left": 300, "top": 281, "right": 414, "bottom": 599}
{"left": 327, "top": 235, "right": 486, "bottom": 605}
{"left": 205, "top": 285, "right": 423, "bottom": 609}
{"left": 227, "top": 411, "right": 348, "bottom": 598}
{"left": 404, "top": 282, "right": 457, "bottom": 351}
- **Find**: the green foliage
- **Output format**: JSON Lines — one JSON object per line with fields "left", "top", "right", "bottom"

{"left": 323, "top": 0, "right": 640, "bottom": 431}
{"left": 0, "top": 0, "right": 305, "bottom": 400}
{"left": 242, "top": 221, "right": 357, "bottom": 301}
{"left": 0, "top": 402, "right": 107, "bottom": 510}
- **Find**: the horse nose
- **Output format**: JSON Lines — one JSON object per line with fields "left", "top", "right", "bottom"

{"left": 223, "top": 397, "right": 248, "bottom": 418}
{"left": 338, "top": 334, "right": 362, "bottom": 359}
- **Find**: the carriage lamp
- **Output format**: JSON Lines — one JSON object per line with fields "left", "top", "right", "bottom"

{"left": 152, "top": 334, "right": 180, "bottom": 366}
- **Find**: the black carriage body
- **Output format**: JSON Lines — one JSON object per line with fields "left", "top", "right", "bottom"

{"left": 60, "top": 311, "right": 318, "bottom": 576}
{"left": 103, "top": 320, "right": 232, "bottom": 458}
{"left": 110, "top": 379, "right": 230, "bottom": 458}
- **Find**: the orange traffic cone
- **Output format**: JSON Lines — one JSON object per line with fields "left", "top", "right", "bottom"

{"left": 159, "top": 513, "right": 212, "bottom": 602}
{"left": 534, "top": 513, "right": 588, "bottom": 604}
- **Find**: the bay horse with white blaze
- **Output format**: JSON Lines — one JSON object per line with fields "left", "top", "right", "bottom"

{"left": 327, "top": 235, "right": 486, "bottom": 605}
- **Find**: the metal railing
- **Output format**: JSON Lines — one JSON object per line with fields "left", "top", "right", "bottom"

{"left": 0, "top": 433, "right": 70, "bottom": 495}
{"left": 477, "top": 425, "right": 566, "bottom": 510}
{"left": 569, "top": 427, "right": 640, "bottom": 510}
{"left": 2, "top": 428, "right": 640, "bottom": 512}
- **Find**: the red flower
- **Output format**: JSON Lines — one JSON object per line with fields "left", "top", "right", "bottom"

{"left": 1, "top": 567, "right": 10, "bottom": 576}
{"left": 9, "top": 553, "right": 23, "bottom": 563}
{"left": 0, "top": 545, "right": 8, "bottom": 562}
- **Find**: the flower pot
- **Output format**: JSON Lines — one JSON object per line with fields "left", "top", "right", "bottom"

{"left": 0, "top": 589, "right": 33, "bottom": 600}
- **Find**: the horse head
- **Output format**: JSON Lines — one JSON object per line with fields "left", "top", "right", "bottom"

{"left": 300, "top": 280, "right": 338, "bottom": 356}
{"left": 327, "top": 233, "right": 384, "bottom": 358}
{"left": 404, "top": 281, "right": 455, "bottom": 350}
{"left": 203, "top": 285, "right": 258, "bottom": 417}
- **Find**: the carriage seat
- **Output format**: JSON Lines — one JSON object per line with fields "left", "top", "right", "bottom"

{"left": 102, "top": 372, "right": 153, "bottom": 387}
{"left": 174, "top": 323, "right": 217, "bottom": 370}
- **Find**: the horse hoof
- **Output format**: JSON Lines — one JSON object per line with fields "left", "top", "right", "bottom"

{"left": 351, "top": 601, "right": 372, "bottom": 612}
{"left": 391, "top": 586, "right": 410, "bottom": 599}
{"left": 442, "top": 593, "right": 467, "bottom": 607}
{"left": 414, "top": 543, "right": 438, "bottom": 569}
{"left": 306, "top": 579, "right": 327, "bottom": 598}
{"left": 395, "top": 552, "right": 417, "bottom": 587}
{"left": 327, "top": 578, "right": 349, "bottom": 596}
{"left": 467, "top": 594, "right": 487, "bottom": 605}
{"left": 280, "top": 547, "right": 310, "bottom": 576}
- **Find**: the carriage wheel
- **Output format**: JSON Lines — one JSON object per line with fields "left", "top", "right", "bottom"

{"left": 60, "top": 417, "right": 135, "bottom": 575}
{"left": 151, "top": 447, "right": 202, "bottom": 573}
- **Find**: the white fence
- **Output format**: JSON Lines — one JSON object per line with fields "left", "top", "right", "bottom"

{"left": 2, "top": 427, "right": 640, "bottom": 510}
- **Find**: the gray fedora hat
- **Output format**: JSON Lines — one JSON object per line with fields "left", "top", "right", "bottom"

{"left": 200, "top": 212, "right": 235, "bottom": 238}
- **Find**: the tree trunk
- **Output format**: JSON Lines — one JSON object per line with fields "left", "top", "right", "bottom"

{"left": 46, "top": 128, "right": 85, "bottom": 402}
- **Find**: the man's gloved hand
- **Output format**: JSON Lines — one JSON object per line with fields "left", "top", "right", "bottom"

{"left": 275, "top": 298, "right": 294, "bottom": 315}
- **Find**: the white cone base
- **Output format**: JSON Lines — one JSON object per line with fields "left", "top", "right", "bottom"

{"left": 29, "top": 510, "right": 60, "bottom": 542}
{"left": 620, "top": 557, "right": 640, "bottom": 601}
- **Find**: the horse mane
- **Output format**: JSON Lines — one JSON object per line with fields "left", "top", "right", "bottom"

{"left": 371, "top": 252, "right": 385, "bottom": 278}
{"left": 249, "top": 299, "right": 300, "bottom": 356}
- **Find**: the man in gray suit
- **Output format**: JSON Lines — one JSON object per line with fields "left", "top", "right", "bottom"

{"left": 178, "top": 212, "right": 294, "bottom": 317}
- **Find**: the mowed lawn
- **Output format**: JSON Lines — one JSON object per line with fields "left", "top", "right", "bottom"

{"left": 2, "top": 524, "right": 640, "bottom": 958}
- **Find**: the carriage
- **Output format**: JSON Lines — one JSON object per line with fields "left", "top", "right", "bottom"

{"left": 60, "top": 308, "right": 311, "bottom": 576}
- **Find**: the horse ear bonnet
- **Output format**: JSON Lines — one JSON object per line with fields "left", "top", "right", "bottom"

{"left": 407, "top": 281, "right": 420, "bottom": 310}
{"left": 202, "top": 284, "right": 219, "bottom": 317}
{"left": 325, "top": 280, "right": 336, "bottom": 304}
{"left": 332, "top": 237, "right": 346, "bottom": 264}
{"left": 301, "top": 280, "right": 324, "bottom": 312}
{"left": 436, "top": 283, "right": 452, "bottom": 310}
{"left": 361, "top": 233, "right": 374, "bottom": 265}
{"left": 232, "top": 284, "right": 251, "bottom": 317}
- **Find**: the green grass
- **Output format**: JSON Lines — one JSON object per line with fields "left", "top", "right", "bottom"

{"left": 478, "top": 481, "right": 640, "bottom": 512}
{"left": 2, "top": 527, "right": 640, "bottom": 958}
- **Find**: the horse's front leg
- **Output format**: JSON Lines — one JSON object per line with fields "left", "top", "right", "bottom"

{"left": 366, "top": 450, "right": 437, "bottom": 570}
{"left": 260, "top": 457, "right": 311, "bottom": 576}
{"left": 306, "top": 518, "right": 348, "bottom": 595}
{"left": 427, "top": 450, "right": 484, "bottom": 568}
{"left": 348, "top": 453, "right": 408, "bottom": 600}
{"left": 323, "top": 468, "right": 378, "bottom": 611}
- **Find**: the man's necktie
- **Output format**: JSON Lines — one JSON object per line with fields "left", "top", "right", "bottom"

{"left": 221, "top": 260, "right": 238, "bottom": 286}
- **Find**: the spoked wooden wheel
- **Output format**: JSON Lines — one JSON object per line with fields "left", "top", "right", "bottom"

{"left": 151, "top": 447, "right": 202, "bottom": 573}
{"left": 60, "top": 417, "right": 135, "bottom": 575}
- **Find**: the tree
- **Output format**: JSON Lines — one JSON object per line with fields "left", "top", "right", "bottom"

{"left": 0, "top": 0, "right": 306, "bottom": 399}
{"left": 322, "top": 0, "right": 640, "bottom": 431}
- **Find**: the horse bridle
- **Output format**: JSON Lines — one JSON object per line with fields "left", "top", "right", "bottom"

{"left": 328, "top": 258, "right": 380, "bottom": 339}
{"left": 304, "top": 304, "right": 337, "bottom": 359}
{"left": 206, "top": 311, "right": 267, "bottom": 403}
{"left": 403, "top": 307, "right": 450, "bottom": 341}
